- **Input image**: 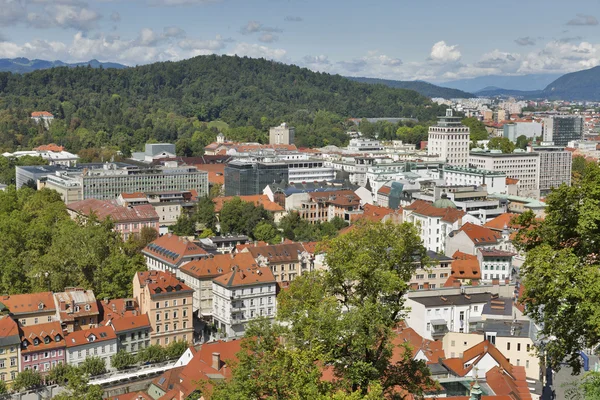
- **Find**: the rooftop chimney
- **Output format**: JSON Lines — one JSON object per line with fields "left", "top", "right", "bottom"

{"left": 212, "top": 352, "right": 221, "bottom": 370}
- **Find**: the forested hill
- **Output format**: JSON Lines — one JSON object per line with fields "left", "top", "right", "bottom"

{"left": 347, "top": 76, "right": 474, "bottom": 99}
{"left": 0, "top": 55, "right": 445, "bottom": 153}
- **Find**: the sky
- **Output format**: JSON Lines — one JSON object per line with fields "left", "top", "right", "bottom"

{"left": 1, "top": 0, "right": 600, "bottom": 82}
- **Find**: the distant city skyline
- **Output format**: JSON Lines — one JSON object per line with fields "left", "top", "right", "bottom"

{"left": 1, "top": 0, "right": 600, "bottom": 82}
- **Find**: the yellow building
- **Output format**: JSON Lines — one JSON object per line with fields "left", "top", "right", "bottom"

{"left": 133, "top": 271, "right": 194, "bottom": 346}
{"left": 0, "top": 316, "right": 20, "bottom": 384}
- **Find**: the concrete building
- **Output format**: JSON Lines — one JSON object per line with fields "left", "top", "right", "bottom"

{"left": 543, "top": 116, "right": 583, "bottom": 146}
{"left": 503, "top": 121, "right": 542, "bottom": 142}
{"left": 20, "top": 322, "right": 65, "bottom": 374}
{"left": 212, "top": 267, "right": 277, "bottom": 338}
{"left": 65, "top": 325, "right": 117, "bottom": 369}
{"left": 0, "top": 292, "right": 56, "bottom": 327}
{"left": 477, "top": 249, "right": 515, "bottom": 283}
{"left": 110, "top": 314, "right": 151, "bottom": 355}
{"left": 427, "top": 109, "right": 470, "bottom": 167}
{"left": 468, "top": 150, "right": 540, "bottom": 198}
{"left": 441, "top": 165, "right": 507, "bottom": 195}
{"left": 178, "top": 253, "right": 258, "bottom": 319}
{"left": 405, "top": 292, "right": 492, "bottom": 340}
{"left": 39, "top": 173, "right": 82, "bottom": 204}
{"left": 2, "top": 150, "right": 78, "bottom": 167}
{"left": 131, "top": 143, "right": 177, "bottom": 163}
{"left": 54, "top": 288, "right": 99, "bottom": 333}
{"left": 0, "top": 317, "right": 20, "bottom": 383}
{"left": 530, "top": 145, "right": 572, "bottom": 195}
{"left": 269, "top": 123, "right": 295, "bottom": 145}
{"left": 243, "top": 243, "right": 314, "bottom": 283}
{"left": 286, "top": 159, "right": 336, "bottom": 183}
{"left": 133, "top": 271, "right": 194, "bottom": 346}
{"left": 15, "top": 165, "right": 68, "bottom": 189}
{"left": 346, "top": 138, "right": 384, "bottom": 152}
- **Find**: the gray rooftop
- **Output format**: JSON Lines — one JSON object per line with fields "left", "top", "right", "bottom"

{"left": 411, "top": 293, "right": 492, "bottom": 307}
{"left": 480, "top": 318, "right": 532, "bottom": 338}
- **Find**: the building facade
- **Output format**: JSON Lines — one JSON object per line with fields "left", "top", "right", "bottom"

{"left": 532, "top": 145, "right": 572, "bottom": 195}
{"left": 20, "top": 322, "right": 66, "bottom": 374}
{"left": 111, "top": 314, "right": 152, "bottom": 355}
{"left": 269, "top": 123, "right": 295, "bottom": 145}
{"left": 224, "top": 160, "right": 289, "bottom": 196}
{"left": 244, "top": 243, "right": 313, "bottom": 283}
{"left": 468, "top": 151, "right": 540, "bottom": 198}
{"left": 543, "top": 116, "right": 583, "bottom": 146}
{"left": 212, "top": 267, "right": 277, "bottom": 338}
{"left": 133, "top": 271, "right": 194, "bottom": 346}
{"left": 65, "top": 326, "right": 117, "bottom": 369}
{"left": 441, "top": 166, "right": 507, "bottom": 195}
{"left": 54, "top": 289, "right": 99, "bottom": 333}
{"left": 0, "top": 317, "right": 20, "bottom": 383}
{"left": 0, "top": 292, "right": 56, "bottom": 327}
{"left": 409, "top": 252, "right": 453, "bottom": 290}
{"left": 427, "top": 109, "right": 470, "bottom": 167}
{"left": 143, "top": 234, "right": 208, "bottom": 276}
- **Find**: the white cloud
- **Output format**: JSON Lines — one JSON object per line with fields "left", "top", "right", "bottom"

{"left": 567, "top": 14, "right": 598, "bottom": 26}
{"left": 240, "top": 20, "right": 282, "bottom": 35}
{"left": 258, "top": 33, "right": 278, "bottom": 43}
{"left": 0, "top": 0, "right": 101, "bottom": 31}
{"left": 178, "top": 35, "right": 229, "bottom": 51}
{"left": 429, "top": 41, "right": 461, "bottom": 63}
{"left": 164, "top": 26, "right": 186, "bottom": 38}
{"left": 229, "top": 42, "right": 287, "bottom": 61}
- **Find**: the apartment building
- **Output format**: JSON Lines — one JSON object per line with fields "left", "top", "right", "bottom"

{"left": 54, "top": 289, "right": 99, "bottom": 333}
{"left": 297, "top": 190, "right": 362, "bottom": 223}
{"left": 409, "top": 251, "right": 453, "bottom": 291}
{"left": 243, "top": 243, "right": 313, "bottom": 283}
{"left": 20, "top": 322, "right": 66, "bottom": 374}
{"left": 477, "top": 248, "right": 515, "bottom": 283}
{"left": 445, "top": 222, "right": 506, "bottom": 257}
{"left": 100, "top": 298, "right": 151, "bottom": 355}
{"left": 212, "top": 267, "right": 277, "bottom": 338}
{"left": 133, "top": 271, "right": 194, "bottom": 346}
{"left": 403, "top": 200, "right": 469, "bottom": 253}
{"left": 543, "top": 115, "right": 583, "bottom": 146}
{"left": 427, "top": 109, "right": 470, "bottom": 167}
{"left": 469, "top": 150, "right": 540, "bottom": 198}
{"left": 0, "top": 292, "right": 56, "bottom": 327}
{"left": 65, "top": 325, "right": 117, "bottom": 369}
{"left": 531, "top": 145, "right": 572, "bottom": 195}
{"left": 178, "top": 253, "right": 258, "bottom": 319}
{"left": 440, "top": 165, "right": 507, "bottom": 195}
{"left": 269, "top": 123, "right": 295, "bottom": 145}
{"left": 143, "top": 234, "right": 208, "bottom": 276}
{"left": 0, "top": 317, "right": 20, "bottom": 383}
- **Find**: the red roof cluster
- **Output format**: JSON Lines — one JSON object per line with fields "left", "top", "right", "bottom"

{"left": 213, "top": 195, "right": 284, "bottom": 213}
{"left": 67, "top": 199, "right": 158, "bottom": 223}
{"left": 143, "top": 234, "right": 207, "bottom": 265}
{"left": 405, "top": 200, "right": 466, "bottom": 223}
{"left": 457, "top": 223, "right": 501, "bottom": 245}
{"left": 136, "top": 270, "right": 193, "bottom": 297}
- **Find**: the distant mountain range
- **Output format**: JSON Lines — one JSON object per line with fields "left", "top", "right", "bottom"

{"left": 439, "top": 73, "right": 562, "bottom": 93}
{"left": 346, "top": 77, "right": 474, "bottom": 99}
{"left": 0, "top": 58, "right": 127, "bottom": 73}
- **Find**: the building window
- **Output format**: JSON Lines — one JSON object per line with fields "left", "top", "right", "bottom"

{"left": 173, "top": 300, "right": 177, "bottom": 306}
{"left": 156, "top": 302, "right": 160, "bottom": 309}
{"left": 164, "top": 301, "right": 169, "bottom": 308}
{"left": 517, "top": 343, "right": 521, "bottom": 351}
{"left": 426, "top": 323, "right": 430, "bottom": 331}
{"left": 507, "top": 343, "right": 511, "bottom": 351}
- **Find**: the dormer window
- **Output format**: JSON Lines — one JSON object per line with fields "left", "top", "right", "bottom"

{"left": 85, "top": 304, "right": 91, "bottom": 311}
{"left": 44, "top": 336, "right": 50, "bottom": 344}
{"left": 87, "top": 334, "right": 96, "bottom": 343}
{"left": 55, "top": 335, "right": 61, "bottom": 342}
{"left": 22, "top": 341, "right": 28, "bottom": 348}
{"left": 33, "top": 338, "right": 40, "bottom": 346}
{"left": 74, "top": 305, "right": 80, "bottom": 312}
{"left": 38, "top": 303, "right": 44, "bottom": 310}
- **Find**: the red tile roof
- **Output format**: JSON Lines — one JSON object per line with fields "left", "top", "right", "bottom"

{"left": 391, "top": 326, "right": 444, "bottom": 365}
{"left": 360, "top": 204, "right": 398, "bottom": 222}
{"left": 120, "top": 192, "right": 147, "bottom": 200}
{"left": 213, "top": 195, "right": 284, "bottom": 213}
{"left": 0, "top": 292, "right": 55, "bottom": 315}
{"left": 67, "top": 199, "right": 158, "bottom": 222}
{"left": 31, "top": 111, "right": 54, "bottom": 117}
{"left": 245, "top": 242, "right": 307, "bottom": 263}
{"left": 144, "top": 234, "right": 207, "bottom": 266}
{"left": 0, "top": 316, "right": 19, "bottom": 340}
{"left": 179, "top": 252, "right": 258, "bottom": 279}
{"left": 20, "top": 322, "right": 65, "bottom": 354}
{"left": 457, "top": 223, "right": 501, "bottom": 245}
{"left": 506, "top": 177, "right": 520, "bottom": 185}
{"left": 378, "top": 186, "right": 391, "bottom": 195}
{"left": 405, "top": 200, "right": 466, "bottom": 223}
{"left": 65, "top": 325, "right": 117, "bottom": 348}
{"left": 442, "top": 340, "right": 513, "bottom": 379}
{"left": 99, "top": 298, "right": 140, "bottom": 325}
{"left": 235, "top": 241, "right": 269, "bottom": 252}
{"left": 308, "top": 190, "right": 361, "bottom": 208}
{"left": 452, "top": 251, "right": 477, "bottom": 260}
{"left": 111, "top": 314, "right": 151, "bottom": 333}
{"left": 107, "top": 391, "right": 154, "bottom": 400}
{"left": 484, "top": 213, "right": 518, "bottom": 231}
{"left": 451, "top": 259, "right": 481, "bottom": 280}
{"left": 136, "top": 271, "right": 193, "bottom": 297}
{"left": 213, "top": 267, "right": 276, "bottom": 288}
{"left": 486, "top": 365, "right": 533, "bottom": 400}
{"left": 194, "top": 164, "right": 225, "bottom": 185}
{"left": 54, "top": 289, "right": 99, "bottom": 322}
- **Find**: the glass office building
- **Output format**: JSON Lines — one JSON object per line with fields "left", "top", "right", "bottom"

{"left": 225, "top": 160, "right": 289, "bottom": 196}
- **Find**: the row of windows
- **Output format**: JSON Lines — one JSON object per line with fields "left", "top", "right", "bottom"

{"left": 119, "top": 331, "right": 150, "bottom": 342}
{"left": 71, "top": 344, "right": 115, "bottom": 359}
{"left": 155, "top": 298, "right": 188, "bottom": 309}
{"left": 0, "top": 358, "right": 18, "bottom": 368}
{"left": 155, "top": 321, "right": 188, "bottom": 333}
{"left": 155, "top": 308, "right": 188, "bottom": 320}
{"left": 155, "top": 335, "right": 186, "bottom": 346}
{"left": 23, "top": 351, "right": 62, "bottom": 362}
{"left": 21, "top": 316, "right": 54, "bottom": 325}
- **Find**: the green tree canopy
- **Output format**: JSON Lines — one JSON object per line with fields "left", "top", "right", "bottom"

{"left": 515, "top": 134, "right": 529, "bottom": 150}
{"left": 219, "top": 197, "right": 274, "bottom": 238}
{"left": 488, "top": 137, "right": 516, "bottom": 153}
{"left": 513, "top": 161, "right": 600, "bottom": 372}
{"left": 462, "top": 117, "right": 489, "bottom": 141}
{"left": 12, "top": 369, "right": 42, "bottom": 392}
{"left": 111, "top": 350, "right": 136, "bottom": 370}
{"left": 79, "top": 356, "right": 106, "bottom": 376}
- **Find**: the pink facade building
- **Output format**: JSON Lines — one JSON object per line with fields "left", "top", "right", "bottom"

{"left": 20, "top": 322, "right": 66, "bottom": 374}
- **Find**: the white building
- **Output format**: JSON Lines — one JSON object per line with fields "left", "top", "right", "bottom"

{"left": 65, "top": 326, "right": 117, "bottom": 369}
{"left": 427, "top": 109, "right": 470, "bottom": 167}
{"left": 131, "top": 143, "right": 176, "bottom": 164}
{"left": 477, "top": 248, "right": 515, "bottom": 283}
{"left": 468, "top": 150, "right": 540, "bottom": 198}
{"left": 403, "top": 199, "right": 471, "bottom": 253}
{"left": 2, "top": 150, "right": 79, "bottom": 167}
{"left": 212, "top": 267, "right": 277, "bottom": 338}
{"left": 30, "top": 112, "right": 54, "bottom": 127}
{"left": 347, "top": 138, "right": 384, "bottom": 152}
{"left": 286, "top": 159, "right": 336, "bottom": 183}
{"left": 441, "top": 166, "right": 507, "bottom": 195}
{"left": 503, "top": 121, "right": 542, "bottom": 142}
{"left": 405, "top": 292, "right": 492, "bottom": 340}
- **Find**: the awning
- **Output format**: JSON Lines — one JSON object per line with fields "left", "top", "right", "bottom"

{"left": 469, "top": 316, "right": 483, "bottom": 323}
{"left": 430, "top": 319, "right": 447, "bottom": 326}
